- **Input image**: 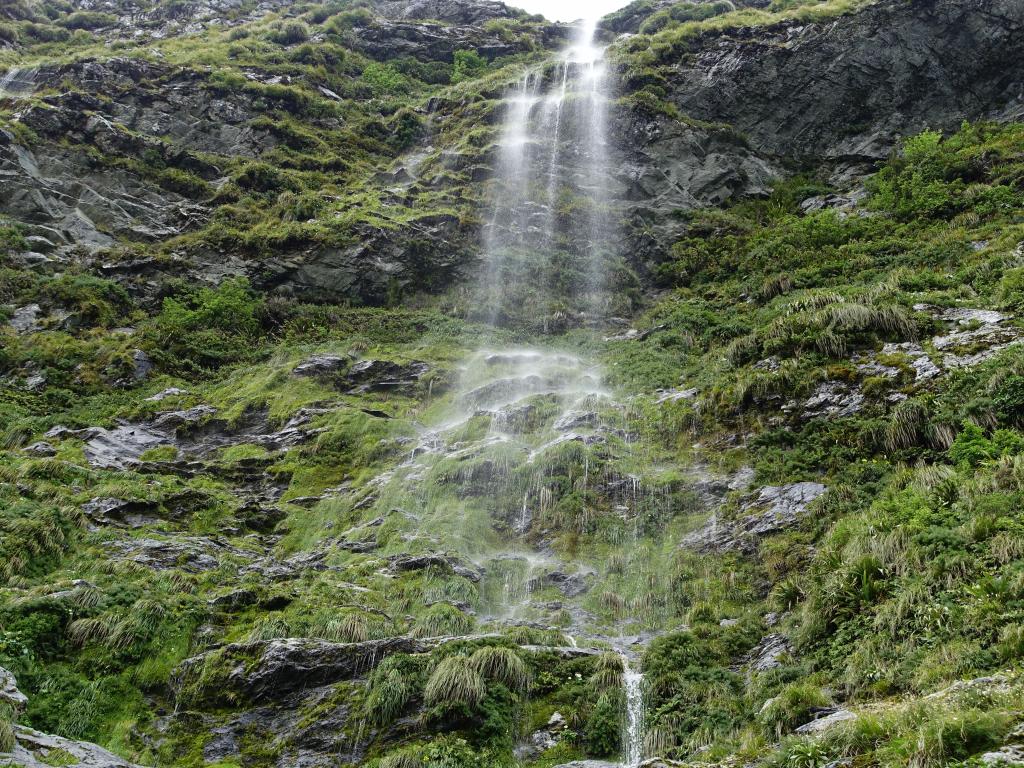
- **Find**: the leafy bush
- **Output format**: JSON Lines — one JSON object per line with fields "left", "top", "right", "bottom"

{"left": 584, "top": 690, "right": 622, "bottom": 756}
{"left": 361, "top": 62, "right": 409, "bottom": 95}
{"left": 142, "top": 277, "right": 264, "bottom": 373}
{"left": 452, "top": 49, "right": 487, "bottom": 84}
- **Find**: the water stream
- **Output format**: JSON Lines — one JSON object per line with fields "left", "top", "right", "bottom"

{"left": 478, "top": 17, "right": 646, "bottom": 766}
{"left": 0, "top": 67, "right": 38, "bottom": 99}
{"left": 366, "top": 15, "right": 647, "bottom": 765}
{"left": 622, "top": 655, "right": 646, "bottom": 767}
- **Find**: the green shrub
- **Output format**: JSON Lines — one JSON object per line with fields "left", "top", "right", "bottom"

{"left": 143, "top": 277, "right": 264, "bottom": 373}
{"left": 361, "top": 62, "right": 408, "bottom": 95}
{"left": 452, "top": 49, "right": 487, "bottom": 84}
{"left": 269, "top": 20, "right": 308, "bottom": 45}
{"left": 584, "top": 690, "right": 622, "bottom": 756}
{"left": 234, "top": 162, "right": 297, "bottom": 193}
{"left": 61, "top": 10, "right": 116, "bottom": 29}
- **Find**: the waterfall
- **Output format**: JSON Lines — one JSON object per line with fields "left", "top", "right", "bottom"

{"left": 0, "top": 67, "right": 37, "bottom": 99}
{"left": 355, "top": 16, "right": 652, "bottom": 760}
{"left": 622, "top": 655, "right": 645, "bottom": 767}
{"left": 477, "top": 16, "right": 613, "bottom": 329}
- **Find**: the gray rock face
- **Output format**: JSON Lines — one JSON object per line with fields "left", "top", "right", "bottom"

{"left": 292, "top": 354, "right": 350, "bottom": 377}
{"left": 348, "top": 19, "right": 529, "bottom": 63}
{"left": 388, "top": 552, "right": 481, "bottom": 582}
{"left": 982, "top": 745, "right": 1024, "bottom": 766}
{"left": 613, "top": 114, "right": 778, "bottom": 269}
{"left": 9, "top": 727, "right": 147, "bottom": 767}
{"left": 667, "top": 0, "right": 1024, "bottom": 161}
{"left": 177, "top": 637, "right": 433, "bottom": 704}
{"left": 107, "top": 535, "right": 234, "bottom": 572}
{"left": 374, "top": 0, "right": 517, "bottom": 24}
{"left": 795, "top": 708, "right": 857, "bottom": 734}
{"left": 1, "top": 118, "right": 206, "bottom": 255}
{"left": 745, "top": 633, "right": 795, "bottom": 671}
{"left": 53, "top": 402, "right": 323, "bottom": 470}
{"left": 8, "top": 303, "right": 41, "bottom": 333}
{"left": 800, "top": 380, "right": 864, "bottom": 419}
{"left": 0, "top": 667, "right": 28, "bottom": 713}
{"left": 683, "top": 482, "right": 827, "bottom": 553}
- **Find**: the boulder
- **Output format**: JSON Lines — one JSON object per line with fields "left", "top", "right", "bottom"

{"left": 344, "top": 359, "right": 431, "bottom": 394}
{"left": 795, "top": 708, "right": 857, "bottom": 734}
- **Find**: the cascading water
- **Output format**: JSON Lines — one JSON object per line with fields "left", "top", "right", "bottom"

{"left": 622, "top": 655, "right": 646, "bottom": 767}
{"left": 358, "top": 15, "right": 649, "bottom": 764}
{"left": 477, "top": 16, "right": 612, "bottom": 328}
{"left": 0, "top": 67, "right": 38, "bottom": 99}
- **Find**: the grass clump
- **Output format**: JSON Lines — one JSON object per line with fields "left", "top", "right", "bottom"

{"left": 468, "top": 646, "right": 530, "bottom": 693}
{"left": 423, "top": 655, "right": 486, "bottom": 710}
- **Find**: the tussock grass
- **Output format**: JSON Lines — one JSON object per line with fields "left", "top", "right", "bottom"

{"left": 468, "top": 646, "right": 530, "bottom": 692}
{"left": 423, "top": 655, "right": 486, "bottom": 709}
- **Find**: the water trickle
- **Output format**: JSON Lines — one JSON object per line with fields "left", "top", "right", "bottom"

{"left": 622, "top": 655, "right": 645, "bottom": 768}
{"left": 0, "top": 67, "right": 38, "bottom": 99}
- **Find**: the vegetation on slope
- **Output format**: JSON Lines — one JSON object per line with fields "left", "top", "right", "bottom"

{"left": 2, "top": 0, "right": 1024, "bottom": 764}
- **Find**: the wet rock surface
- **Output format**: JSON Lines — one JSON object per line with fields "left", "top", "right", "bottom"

{"left": 683, "top": 482, "right": 827, "bottom": 553}
{"left": 177, "top": 636, "right": 435, "bottom": 704}
{"left": 343, "top": 359, "right": 432, "bottom": 394}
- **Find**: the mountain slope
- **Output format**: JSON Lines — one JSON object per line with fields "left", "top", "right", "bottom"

{"left": 2, "top": 1, "right": 1024, "bottom": 768}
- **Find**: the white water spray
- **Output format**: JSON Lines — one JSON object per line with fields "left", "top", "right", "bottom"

{"left": 622, "top": 655, "right": 645, "bottom": 767}
{"left": 477, "top": 16, "right": 613, "bottom": 328}
{"left": 0, "top": 67, "right": 37, "bottom": 99}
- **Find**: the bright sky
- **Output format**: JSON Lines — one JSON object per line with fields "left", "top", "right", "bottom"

{"left": 512, "top": 0, "right": 631, "bottom": 23}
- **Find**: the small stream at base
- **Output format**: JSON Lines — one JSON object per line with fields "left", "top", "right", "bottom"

{"left": 622, "top": 655, "right": 645, "bottom": 767}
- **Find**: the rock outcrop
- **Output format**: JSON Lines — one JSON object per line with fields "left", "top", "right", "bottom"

{"left": 665, "top": 0, "right": 1024, "bottom": 162}
{"left": 683, "top": 482, "right": 827, "bottom": 553}
{"left": 0, "top": 667, "right": 146, "bottom": 768}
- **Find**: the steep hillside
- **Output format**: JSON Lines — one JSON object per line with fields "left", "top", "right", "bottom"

{"left": 2, "top": 1, "right": 1024, "bottom": 768}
